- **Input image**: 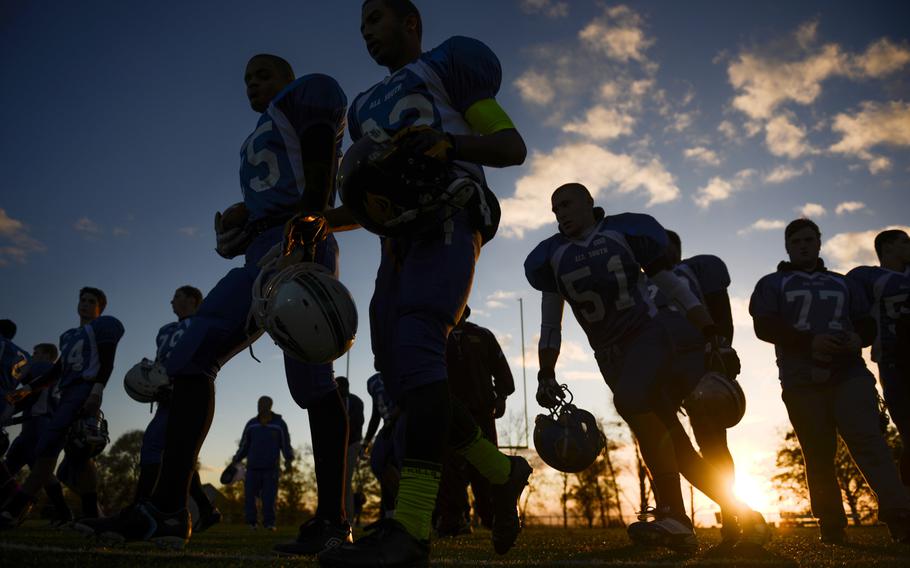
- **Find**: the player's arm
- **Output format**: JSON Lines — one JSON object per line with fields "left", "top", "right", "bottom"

{"left": 840, "top": 278, "right": 877, "bottom": 352}
{"left": 323, "top": 205, "right": 361, "bottom": 233}
{"left": 82, "top": 341, "right": 118, "bottom": 413}
{"left": 280, "top": 419, "right": 294, "bottom": 467}
{"left": 704, "top": 290, "right": 734, "bottom": 342}
{"left": 450, "top": 99, "right": 526, "bottom": 167}
{"left": 537, "top": 291, "right": 566, "bottom": 408}
{"left": 233, "top": 425, "right": 251, "bottom": 464}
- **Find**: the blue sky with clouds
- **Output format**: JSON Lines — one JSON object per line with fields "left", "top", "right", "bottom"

{"left": 2, "top": 0, "right": 908, "bottom": 517}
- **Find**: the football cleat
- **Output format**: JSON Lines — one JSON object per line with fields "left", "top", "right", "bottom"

{"left": 193, "top": 507, "right": 222, "bottom": 534}
{"left": 0, "top": 492, "right": 33, "bottom": 530}
{"left": 491, "top": 455, "right": 533, "bottom": 555}
{"left": 627, "top": 508, "right": 698, "bottom": 552}
{"left": 73, "top": 502, "right": 191, "bottom": 550}
{"left": 738, "top": 510, "right": 771, "bottom": 547}
{"left": 317, "top": 518, "right": 429, "bottom": 568}
{"left": 273, "top": 516, "right": 352, "bottom": 556}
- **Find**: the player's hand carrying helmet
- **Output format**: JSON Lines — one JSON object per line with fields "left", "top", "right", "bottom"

{"left": 66, "top": 411, "right": 110, "bottom": 460}
{"left": 338, "top": 129, "right": 478, "bottom": 238}
{"left": 124, "top": 358, "right": 172, "bottom": 403}
{"left": 252, "top": 262, "right": 357, "bottom": 364}
{"left": 534, "top": 384, "right": 606, "bottom": 473}
{"left": 682, "top": 371, "right": 747, "bottom": 428}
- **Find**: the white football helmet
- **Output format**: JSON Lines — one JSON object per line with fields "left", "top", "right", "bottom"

{"left": 124, "top": 358, "right": 172, "bottom": 403}
{"left": 682, "top": 372, "right": 746, "bottom": 428}
{"left": 252, "top": 262, "right": 357, "bottom": 364}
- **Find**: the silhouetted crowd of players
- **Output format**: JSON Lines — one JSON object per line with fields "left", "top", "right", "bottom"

{"left": 1, "top": 1, "right": 909, "bottom": 566}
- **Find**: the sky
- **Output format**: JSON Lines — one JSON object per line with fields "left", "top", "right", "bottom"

{"left": 1, "top": 0, "right": 909, "bottom": 522}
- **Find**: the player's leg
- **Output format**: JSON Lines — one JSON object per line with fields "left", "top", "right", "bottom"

{"left": 435, "top": 447, "right": 471, "bottom": 536}
{"left": 879, "top": 361, "right": 910, "bottom": 485}
{"left": 188, "top": 469, "right": 220, "bottom": 532}
{"left": 0, "top": 381, "right": 93, "bottom": 527}
{"left": 782, "top": 386, "right": 846, "bottom": 543}
{"left": 262, "top": 469, "right": 278, "bottom": 529}
{"left": 244, "top": 469, "right": 260, "bottom": 528}
{"left": 689, "top": 414, "right": 740, "bottom": 540}
{"left": 74, "top": 458, "right": 100, "bottom": 518}
{"left": 135, "top": 403, "right": 169, "bottom": 502}
{"left": 834, "top": 372, "right": 910, "bottom": 542}
{"left": 345, "top": 440, "right": 361, "bottom": 528}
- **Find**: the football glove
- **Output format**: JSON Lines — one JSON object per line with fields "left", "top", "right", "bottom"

{"left": 391, "top": 125, "right": 455, "bottom": 162}
{"left": 5, "top": 385, "right": 33, "bottom": 406}
{"left": 283, "top": 213, "right": 328, "bottom": 259}
{"left": 214, "top": 211, "right": 252, "bottom": 259}
{"left": 536, "top": 370, "right": 565, "bottom": 409}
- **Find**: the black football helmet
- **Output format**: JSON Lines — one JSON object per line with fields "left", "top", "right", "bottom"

{"left": 65, "top": 411, "right": 110, "bottom": 460}
{"left": 682, "top": 372, "right": 746, "bottom": 428}
{"left": 534, "top": 385, "right": 606, "bottom": 473}
{"left": 338, "top": 133, "right": 477, "bottom": 237}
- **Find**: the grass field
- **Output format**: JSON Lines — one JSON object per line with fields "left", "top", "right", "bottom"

{"left": 1, "top": 522, "right": 908, "bottom": 567}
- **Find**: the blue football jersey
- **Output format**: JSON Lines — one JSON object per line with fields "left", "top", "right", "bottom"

{"left": 240, "top": 74, "right": 347, "bottom": 223}
{"left": 0, "top": 337, "right": 30, "bottom": 394}
{"left": 58, "top": 316, "right": 125, "bottom": 388}
{"left": 750, "top": 270, "right": 870, "bottom": 385}
{"left": 349, "top": 36, "right": 502, "bottom": 184}
{"left": 155, "top": 320, "right": 190, "bottom": 364}
{"left": 525, "top": 213, "right": 668, "bottom": 352}
{"left": 846, "top": 266, "right": 910, "bottom": 363}
{"left": 366, "top": 372, "right": 395, "bottom": 423}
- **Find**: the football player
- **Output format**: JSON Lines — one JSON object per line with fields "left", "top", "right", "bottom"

{"left": 750, "top": 219, "right": 910, "bottom": 544}
{"left": 846, "top": 230, "right": 910, "bottom": 487}
{"left": 76, "top": 56, "right": 350, "bottom": 553}
{"left": 362, "top": 372, "right": 404, "bottom": 520}
{"left": 124, "top": 286, "right": 222, "bottom": 532}
{"left": 0, "top": 320, "right": 28, "bottom": 425}
{"left": 0, "top": 288, "right": 124, "bottom": 528}
{"left": 526, "top": 184, "right": 764, "bottom": 550}
{"left": 2, "top": 343, "right": 73, "bottom": 526}
{"left": 319, "top": 2, "right": 529, "bottom": 566}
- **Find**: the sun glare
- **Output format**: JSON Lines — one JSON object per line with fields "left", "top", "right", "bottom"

{"left": 734, "top": 473, "right": 775, "bottom": 514}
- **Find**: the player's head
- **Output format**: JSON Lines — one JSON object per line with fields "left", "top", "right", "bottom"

{"left": 33, "top": 343, "right": 59, "bottom": 363}
{"left": 336, "top": 376, "right": 350, "bottom": 397}
{"left": 666, "top": 230, "right": 682, "bottom": 266}
{"left": 360, "top": 0, "right": 422, "bottom": 70}
{"left": 874, "top": 229, "right": 910, "bottom": 266}
{"left": 551, "top": 183, "right": 601, "bottom": 239}
{"left": 78, "top": 287, "right": 107, "bottom": 322}
{"left": 0, "top": 319, "right": 16, "bottom": 340}
{"left": 456, "top": 305, "right": 471, "bottom": 327}
{"left": 245, "top": 54, "right": 295, "bottom": 113}
{"left": 171, "top": 285, "right": 203, "bottom": 320}
{"left": 258, "top": 395, "right": 273, "bottom": 414}
{"left": 784, "top": 218, "right": 822, "bottom": 268}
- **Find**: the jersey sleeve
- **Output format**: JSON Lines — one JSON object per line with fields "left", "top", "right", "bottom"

{"left": 613, "top": 213, "right": 669, "bottom": 270}
{"left": 426, "top": 36, "right": 503, "bottom": 115}
{"left": 845, "top": 274, "right": 873, "bottom": 321}
{"left": 274, "top": 73, "right": 348, "bottom": 143}
{"left": 845, "top": 266, "right": 875, "bottom": 303}
{"left": 688, "top": 255, "right": 731, "bottom": 295}
{"left": 347, "top": 98, "right": 364, "bottom": 142}
{"left": 525, "top": 238, "right": 559, "bottom": 293}
{"left": 749, "top": 274, "right": 781, "bottom": 318}
{"left": 92, "top": 316, "right": 125, "bottom": 345}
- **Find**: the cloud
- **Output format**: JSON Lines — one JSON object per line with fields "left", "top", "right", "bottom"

{"left": 579, "top": 5, "right": 653, "bottom": 63}
{"left": 563, "top": 370, "right": 603, "bottom": 382}
{"left": 177, "top": 227, "right": 199, "bottom": 237}
{"left": 795, "top": 203, "right": 826, "bottom": 218}
{"left": 835, "top": 201, "right": 866, "bottom": 215}
{"left": 562, "top": 105, "right": 636, "bottom": 140}
{"left": 520, "top": 0, "right": 569, "bottom": 18}
{"left": 500, "top": 142, "right": 679, "bottom": 238}
{"left": 514, "top": 70, "right": 556, "bottom": 106}
{"left": 829, "top": 101, "right": 910, "bottom": 174}
{"left": 73, "top": 217, "right": 101, "bottom": 235}
{"left": 764, "top": 114, "right": 815, "bottom": 159}
{"left": 692, "top": 169, "right": 756, "bottom": 209}
{"left": 717, "top": 120, "right": 739, "bottom": 142}
{"left": 683, "top": 146, "right": 721, "bottom": 166}
{"left": 486, "top": 289, "right": 518, "bottom": 310}
{"left": 726, "top": 23, "right": 909, "bottom": 122}
{"left": 764, "top": 162, "right": 812, "bottom": 184}
{"left": 822, "top": 225, "right": 910, "bottom": 273}
{"left": 737, "top": 218, "right": 787, "bottom": 236}
{"left": 0, "top": 209, "right": 46, "bottom": 265}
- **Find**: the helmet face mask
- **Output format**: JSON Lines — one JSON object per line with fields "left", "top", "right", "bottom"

{"left": 252, "top": 262, "right": 358, "bottom": 364}
{"left": 682, "top": 372, "right": 746, "bottom": 428}
{"left": 66, "top": 412, "right": 110, "bottom": 460}
{"left": 533, "top": 385, "right": 606, "bottom": 473}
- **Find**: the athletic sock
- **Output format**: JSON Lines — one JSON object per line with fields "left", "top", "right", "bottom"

{"left": 44, "top": 481, "right": 70, "bottom": 518}
{"left": 395, "top": 460, "right": 442, "bottom": 541}
{"left": 151, "top": 374, "right": 215, "bottom": 513}
{"left": 455, "top": 427, "right": 510, "bottom": 485}
{"left": 189, "top": 470, "right": 212, "bottom": 516}
{"left": 135, "top": 463, "right": 160, "bottom": 503}
{"left": 307, "top": 388, "right": 347, "bottom": 523}
{"left": 81, "top": 492, "right": 98, "bottom": 518}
